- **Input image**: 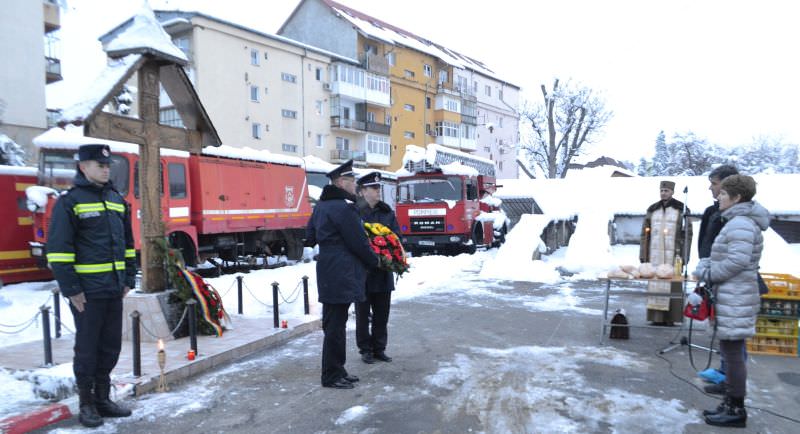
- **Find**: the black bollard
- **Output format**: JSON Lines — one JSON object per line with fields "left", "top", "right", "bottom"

{"left": 187, "top": 300, "right": 198, "bottom": 354}
{"left": 41, "top": 306, "right": 52, "bottom": 366}
{"left": 237, "top": 275, "right": 244, "bottom": 315}
{"left": 302, "top": 276, "right": 309, "bottom": 315}
{"left": 51, "top": 287, "right": 61, "bottom": 339}
{"left": 131, "top": 311, "right": 141, "bottom": 377}
{"left": 271, "top": 282, "right": 279, "bottom": 328}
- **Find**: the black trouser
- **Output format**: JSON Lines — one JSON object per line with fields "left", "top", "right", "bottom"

{"left": 321, "top": 303, "right": 350, "bottom": 385}
{"left": 69, "top": 297, "right": 123, "bottom": 389}
{"left": 355, "top": 291, "right": 391, "bottom": 355}
{"left": 720, "top": 339, "right": 747, "bottom": 398}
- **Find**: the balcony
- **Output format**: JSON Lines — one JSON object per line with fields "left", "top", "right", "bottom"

{"left": 43, "top": 0, "right": 61, "bottom": 33}
{"left": 330, "top": 116, "right": 390, "bottom": 135}
{"left": 434, "top": 135, "right": 477, "bottom": 152}
{"left": 45, "top": 56, "right": 62, "bottom": 83}
{"left": 366, "top": 151, "right": 390, "bottom": 166}
{"left": 330, "top": 149, "right": 366, "bottom": 163}
{"left": 437, "top": 82, "right": 477, "bottom": 102}
{"left": 359, "top": 52, "right": 389, "bottom": 75}
{"left": 331, "top": 62, "right": 390, "bottom": 106}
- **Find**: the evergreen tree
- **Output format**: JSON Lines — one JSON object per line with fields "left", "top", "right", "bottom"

{"left": 652, "top": 131, "right": 668, "bottom": 175}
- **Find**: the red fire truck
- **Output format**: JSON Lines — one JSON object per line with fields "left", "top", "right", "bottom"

{"left": 28, "top": 129, "right": 311, "bottom": 266}
{"left": 396, "top": 144, "right": 507, "bottom": 256}
{"left": 0, "top": 165, "right": 52, "bottom": 285}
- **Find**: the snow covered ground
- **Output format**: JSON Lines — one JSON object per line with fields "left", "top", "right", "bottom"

{"left": 1, "top": 210, "right": 799, "bottom": 426}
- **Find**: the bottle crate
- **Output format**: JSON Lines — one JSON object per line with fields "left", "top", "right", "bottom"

{"left": 746, "top": 335, "right": 798, "bottom": 357}
{"left": 760, "top": 273, "right": 800, "bottom": 298}
{"left": 759, "top": 299, "right": 799, "bottom": 317}
{"left": 754, "top": 317, "right": 799, "bottom": 338}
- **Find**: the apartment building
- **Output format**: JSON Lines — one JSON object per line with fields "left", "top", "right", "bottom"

{"left": 279, "top": 0, "right": 520, "bottom": 177}
{"left": 0, "top": 0, "right": 62, "bottom": 161}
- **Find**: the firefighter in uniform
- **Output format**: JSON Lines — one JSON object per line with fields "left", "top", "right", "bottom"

{"left": 306, "top": 160, "right": 378, "bottom": 389}
{"left": 47, "top": 144, "right": 136, "bottom": 427}
{"left": 355, "top": 171, "right": 400, "bottom": 364}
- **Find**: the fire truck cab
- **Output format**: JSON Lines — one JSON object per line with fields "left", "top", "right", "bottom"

{"left": 396, "top": 144, "right": 507, "bottom": 256}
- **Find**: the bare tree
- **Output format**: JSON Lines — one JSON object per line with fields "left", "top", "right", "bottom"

{"left": 520, "top": 79, "right": 612, "bottom": 178}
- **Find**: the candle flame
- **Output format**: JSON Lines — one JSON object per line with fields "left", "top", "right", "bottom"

{"left": 158, "top": 339, "right": 164, "bottom": 351}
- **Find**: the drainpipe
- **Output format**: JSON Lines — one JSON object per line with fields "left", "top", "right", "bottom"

{"left": 301, "top": 49, "right": 307, "bottom": 156}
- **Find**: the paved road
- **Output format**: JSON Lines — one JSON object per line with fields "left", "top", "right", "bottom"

{"left": 41, "top": 274, "right": 800, "bottom": 433}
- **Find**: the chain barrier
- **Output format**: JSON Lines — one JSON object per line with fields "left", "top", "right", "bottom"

{"left": 216, "top": 279, "right": 237, "bottom": 298}
{"left": 53, "top": 317, "right": 76, "bottom": 335}
{"left": 139, "top": 306, "right": 189, "bottom": 340}
{"left": 0, "top": 312, "right": 42, "bottom": 334}
{"left": 278, "top": 280, "right": 303, "bottom": 304}
{"left": 241, "top": 280, "right": 273, "bottom": 307}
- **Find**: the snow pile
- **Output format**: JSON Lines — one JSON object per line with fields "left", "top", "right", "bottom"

{"left": 0, "top": 364, "right": 74, "bottom": 420}
{"left": 202, "top": 144, "right": 303, "bottom": 166}
{"left": 25, "top": 186, "right": 59, "bottom": 209}
{"left": 0, "top": 134, "right": 26, "bottom": 166}
{"left": 480, "top": 214, "right": 559, "bottom": 283}
{"left": 440, "top": 162, "right": 479, "bottom": 176}
{"left": 102, "top": 3, "right": 188, "bottom": 64}
{"left": 425, "top": 345, "right": 698, "bottom": 433}
{"left": 33, "top": 125, "right": 189, "bottom": 158}
{"left": 761, "top": 228, "right": 800, "bottom": 276}
{"left": 335, "top": 405, "right": 369, "bottom": 425}
{"left": 562, "top": 210, "right": 616, "bottom": 275}
{"left": 58, "top": 54, "right": 143, "bottom": 124}
{"left": 522, "top": 284, "right": 602, "bottom": 315}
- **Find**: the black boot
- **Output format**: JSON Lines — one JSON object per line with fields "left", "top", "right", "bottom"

{"left": 705, "top": 396, "right": 746, "bottom": 428}
{"left": 702, "top": 395, "right": 730, "bottom": 416}
{"left": 78, "top": 386, "right": 104, "bottom": 428}
{"left": 94, "top": 382, "right": 132, "bottom": 418}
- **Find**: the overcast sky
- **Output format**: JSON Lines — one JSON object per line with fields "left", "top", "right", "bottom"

{"left": 50, "top": 0, "right": 800, "bottom": 161}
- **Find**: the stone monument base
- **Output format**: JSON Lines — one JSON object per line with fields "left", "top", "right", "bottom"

{"left": 122, "top": 289, "right": 186, "bottom": 342}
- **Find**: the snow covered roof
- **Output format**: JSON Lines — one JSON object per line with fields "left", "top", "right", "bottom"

{"left": 58, "top": 54, "right": 143, "bottom": 125}
{"left": 102, "top": 3, "right": 188, "bottom": 65}
{"left": 402, "top": 143, "right": 496, "bottom": 177}
{"left": 33, "top": 126, "right": 189, "bottom": 158}
{"left": 0, "top": 165, "right": 37, "bottom": 176}
{"left": 303, "top": 155, "right": 338, "bottom": 174}
{"left": 318, "top": 0, "right": 516, "bottom": 85}
{"left": 202, "top": 145, "right": 303, "bottom": 167}
{"left": 497, "top": 174, "right": 800, "bottom": 218}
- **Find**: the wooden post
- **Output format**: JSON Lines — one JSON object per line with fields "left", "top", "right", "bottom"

{"left": 138, "top": 60, "right": 166, "bottom": 292}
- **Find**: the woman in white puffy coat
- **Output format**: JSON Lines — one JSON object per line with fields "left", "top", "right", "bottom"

{"left": 693, "top": 175, "right": 770, "bottom": 428}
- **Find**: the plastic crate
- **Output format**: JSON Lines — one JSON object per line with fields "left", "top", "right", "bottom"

{"left": 746, "top": 335, "right": 798, "bottom": 357}
{"left": 755, "top": 317, "right": 799, "bottom": 337}
{"left": 760, "top": 273, "right": 800, "bottom": 298}
{"left": 760, "top": 299, "right": 799, "bottom": 317}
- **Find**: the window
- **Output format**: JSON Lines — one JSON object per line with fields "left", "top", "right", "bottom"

{"left": 367, "top": 134, "right": 390, "bottom": 156}
{"left": 315, "top": 67, "right": 322, "bottom": 81}
{"left": 498, "top": 117, "right": 504, "bottom": 128}
{"left": 456, "top": 75, "right": 468, "bottom": 91}
{"left": 281, "top": 72, "right": 297, "bottom": 83}
{"left": 282, "top": 143, "right": 298, "bottom": 153}
{"left": 404, "top": 131, "right": 415, "bottom": 139}
{"left": 252, "top": 123, "right": 262, "bottom": 139}
{"left": 445, "top": 98, "right": 459, "bottom": 112}
{"left": 473, "top": 81, "right": 478, "bottom": 93}
{"left": 173, "top": 37, "right": 190, "bottom": 58}
{"left": 462, "top": 124, "right": 475, "bottom": 140}
{"left": 499, "top": 89, "right": 504, "bottom": 100}
{"left": 250, "top": 48, "right": 259, "bottom": 65}
{"left": 385, "top": 114, "right": 392, "bottom": 125}
{"left": 159, "top": 107, "right": 183, "bottom": 128}
{"left": 426, "top": 124, "right": 432, "bottom": 135}
{"left": 282, "top": 109, "right": 297, "bottom": 119}
{"left": 250, "top": 85, "right": 259, "bottom": 102}
{"left": 367, "top": 111, "right": 375, "bottom": 122}
{"left": 438, "top": 70, "right": 448, "bottom": 84}
{"left": 336, "top": 137, "right": 350, "bottom": 150}
{"left": 386, "top": 52, "right": 396, "bottom": 66}
{"left": 168, "top": 163, "right": 187, "bottom": 199}
{"left": 403, "top": 103, "right": 415, "bottom": 112}
{"left": 264, "top": 51, "right": 268, "bottom": 60}
{"left": 425, "top": 96, "right": 431, "bottom": 109}
{"left": 485, "top": 85, "right": 491, "bottom": 97}
{"left": 423, "top": 64, "right": 432, "bottom": 77}
{"left": 404, "top": 69, "right": 415, "bottom": 79}
{"left": 133, "top": 161, "right": 163, "bottom": 199}
{"left": 364, "top": 43, "right": 377, "bottom": 55}
{"left": 434, "top": 121, "right": 458, "bottom": 138}
{"left": 316, "top": 134, "right": 324, "bottom": 148}
{"left": 315, "top": 100, "right": 323, "bottom": 116}
{"left": 499, "top": 161, "right": 503, "bottom": 171}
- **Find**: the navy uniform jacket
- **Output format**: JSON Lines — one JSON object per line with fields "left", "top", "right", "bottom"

{"left": 698, "top": 201, "right": 722, "bottom": 259}
{"left": 358, "top": 199, "right": 401, "bottom": 293}
{"left": 306, "top": 185, "right": 378, "bottom": 304}
{"left": 47, "top": 172, "right": 136, "bottom": 299}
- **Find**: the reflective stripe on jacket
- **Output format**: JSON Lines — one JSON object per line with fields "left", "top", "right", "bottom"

{"left": 46, "top": 172, "right": 137, "bottom": 298}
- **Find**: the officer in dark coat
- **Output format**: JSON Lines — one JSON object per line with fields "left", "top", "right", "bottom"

{"left": 355, "top": 171, "right": 401, "bottom": 364}
{"left": 306, "top": 160, "right": 378, "bottom": 389}
{"left": 47, "top": 144, "right": 136, "bottom": 428}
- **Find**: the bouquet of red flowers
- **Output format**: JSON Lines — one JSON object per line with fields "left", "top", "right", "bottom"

{"left": 364, "top": 222, "right": 409, "bottom": 276}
